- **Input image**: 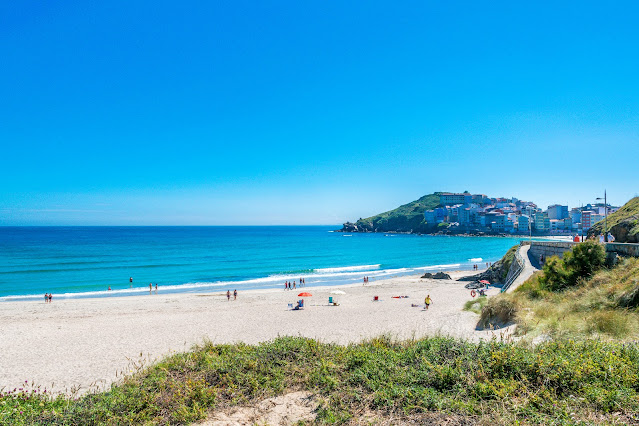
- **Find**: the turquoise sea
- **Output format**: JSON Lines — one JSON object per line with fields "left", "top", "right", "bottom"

{"left": 0, "top": 227, "right": 523, "bottom": 301}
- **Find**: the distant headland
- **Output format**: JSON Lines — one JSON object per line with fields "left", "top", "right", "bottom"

{"left": 339, "top": 191, "right": 626, "bottom": 238}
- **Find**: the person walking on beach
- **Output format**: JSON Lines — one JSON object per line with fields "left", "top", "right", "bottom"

{"left": 48, "top": 293, "right": 52, "bottom": 303}
{"left": 227, "top": 290, "right": 231, "bottom": 301}
{"left": 44, "top": 293, "right": 48, "bottom": 304}
{"left": 154, "top": 283, "right": 158, "bottom": 293}
{"left": 424, "top": 295, "right": 431, "bottom": 310}
{"left": 233, "top": 289, "right": 237, "bottom": 300}
{"left": 149, "top": 283, "right": 153, "bottom": 294}
{"left": 293, "top": 281, "right": 296, "bottom": 289}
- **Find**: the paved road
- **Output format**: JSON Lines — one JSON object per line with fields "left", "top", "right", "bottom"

{"left": 506, "top": 244, "right": 540, "bottom": 293}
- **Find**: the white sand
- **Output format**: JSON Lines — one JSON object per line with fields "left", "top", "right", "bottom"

{"left": 0, "top": 272, "right": 509, "bottom": 395}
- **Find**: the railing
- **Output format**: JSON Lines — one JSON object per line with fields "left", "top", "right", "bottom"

{"left": 501, "top": 243, "right": 525, "bottom": 293}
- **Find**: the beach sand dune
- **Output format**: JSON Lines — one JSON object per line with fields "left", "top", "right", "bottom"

{"left": 0, "top": 272, "right": 510, "bottom": 394}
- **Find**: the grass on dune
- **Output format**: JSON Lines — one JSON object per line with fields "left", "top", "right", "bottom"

{"left": 480, "top": 253, "right": 639, "bottom": 341}
{"left": 463, "top": 295, "right": 488, "bottom": 314}
{"left": 3, "top": 335, "right": 639, "bottom": 425}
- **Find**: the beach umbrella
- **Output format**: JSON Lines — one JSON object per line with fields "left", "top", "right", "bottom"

{"left": 298, "top": 292, "right": 312, "bottom": 297}
{"left": 479, "top": 280, "right": 490, "bottom": 284}
{"left": 330, "top": 290, "right": 346, "bottom": 295}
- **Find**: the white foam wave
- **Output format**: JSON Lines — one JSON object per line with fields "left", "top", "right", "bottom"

{"left": 0, "top": 262, "right": 469, "bottom": 301}
{"left": 413, "top": 263, "right": 462, "bottom": 271}
{"left": 314, "top": 264, "right": 381, "bottom": 273}
{"left": 469, "top": 258, "right": 483, "bottom": 262}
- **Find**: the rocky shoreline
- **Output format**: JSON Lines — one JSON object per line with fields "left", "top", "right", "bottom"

{"left": 338, "top": 223, "right": 531, "bottom": 238}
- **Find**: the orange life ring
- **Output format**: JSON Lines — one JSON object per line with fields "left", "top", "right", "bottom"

{"left": 470, "top": 290, "right": 476, "bottom": 298}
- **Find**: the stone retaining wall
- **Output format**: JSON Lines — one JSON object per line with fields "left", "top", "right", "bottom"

{"left": 521, "top": 241, "right": 639, "bottom": 262}
{"left": 521, "top": 241, "right": 576, "bottom": 262}
{"left": 605, "top": 243, "right": 639, "bottom": 257}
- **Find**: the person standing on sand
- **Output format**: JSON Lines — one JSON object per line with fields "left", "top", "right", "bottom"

{"left": 424, "top": 295, "right": 431, "bottom": 310}
{"left": 226, "top": 290, "right": 231, "bottom": 301}
{"left": 149, "top": 283, "right": 152, "bottom": 294}
{"left": 293, "top": 281, "right": 296, "bottom": 289}
{"left": 44, "top": 293, "right": 48, "bottom": 304}
{"left": 48, "top": 293, "right": 52, "bottom": 303}
{"left": 155, "top": 283, "right": 158, "bottom": 293}
{"left": 233, "top": 289, "right": 237, "bottom": 300}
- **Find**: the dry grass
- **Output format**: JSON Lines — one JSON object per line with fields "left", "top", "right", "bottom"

{"left": 507, "top": 257, "right": 639, "bottom": 341}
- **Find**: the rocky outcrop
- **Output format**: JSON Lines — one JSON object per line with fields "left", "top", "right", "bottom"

{"left": 338, "top": 193, "right": 441, "bottom": 233}
{"left": 588, "top": 197, "right": 639, "bottom": 243}
{"left": 457, "top": 266, "right": 503, "bottom": 284}
{"left": 608, "top": 221, "right": 639, "bottom": 243}
{"left": 458, "top": 245, "right": 518, "bottom": 284}
{"left": 421, "top": 272, "right": 452, "bottom": 280}
{"left": 340, "top": 222, "right": 372, "bottom": 233}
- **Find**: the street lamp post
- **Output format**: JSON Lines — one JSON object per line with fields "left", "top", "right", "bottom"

{"left": 596, "top": 190, "right": 608, "bottom": 242}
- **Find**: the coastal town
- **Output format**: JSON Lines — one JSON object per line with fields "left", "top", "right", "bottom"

{"left": 425, "top": 191, "right": 615, "bottom": 236}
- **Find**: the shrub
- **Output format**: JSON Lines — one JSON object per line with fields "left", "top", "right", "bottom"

{"left": 463, "top": 296, "right": 487, "bottom": 314}
{"left": 477, "top": 297, "right": 518, "bottom": 329}
{"left": 539, "top": 242, "right": 606, "bottom": 292}
{"left": 539, "top": 256, "right": 571, "bottom": 291}
{"left": 564, "top": 241, "right": 606, "bottom": 280}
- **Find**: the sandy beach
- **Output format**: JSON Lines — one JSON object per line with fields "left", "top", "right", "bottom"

{"left": 0, "top": 271, "right": 508, "bottom": 395}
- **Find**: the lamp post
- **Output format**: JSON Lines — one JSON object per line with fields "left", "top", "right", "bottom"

{"left": 596, "top": 190, "right": 608, "bottom": 242}
{"left": 580, "top": 202, "right": 584, "bottom": 242}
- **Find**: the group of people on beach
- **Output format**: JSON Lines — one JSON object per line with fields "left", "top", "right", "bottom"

{"left": 284, "top": 278, "right": 305, "bottom": 290}
{"left": 226, "top": 289, "right": 237, "bottom": 301}
{"left": 43, "top": 293, "right": 52, "bottom": 303}
{"left": 363, "top": 276, "right": 370, "bottom": 284}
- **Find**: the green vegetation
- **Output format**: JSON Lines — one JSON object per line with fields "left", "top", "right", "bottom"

{"left": 4, "top": 336, "right": 639, "bottom": 425}
{"left": 463, "top": 296, "right": 487, "bottom": 314}
{"left": 352, "top": 193, "right": 441, "bottom": 233}
{"left": 539, "top": 241, "right": 606, "bottom": 291}
{"left": 477, "top": 297, "right": 519, "bottom": 330}
{"left": 500, "top": 244, "right": 519, "bottom": 281}
{"left": 480, "top": 243, "right": 639, "bottom": 341}
{"left": 589, "top": 196, "right": 639, "bottom": 243}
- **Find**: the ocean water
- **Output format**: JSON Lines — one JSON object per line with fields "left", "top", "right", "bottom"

{"left": 0, "top": 226, "right": 523, "bottom": 301}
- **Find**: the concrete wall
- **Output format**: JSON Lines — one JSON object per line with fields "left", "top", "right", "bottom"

{"left": 521, "top": 241, "right": 576, "bottom": 263}
{"left": 521, "top": 241, "right": 639, "bottom": 262}
{"left": 606, "top": 243, "right": 639, "bottom": 257}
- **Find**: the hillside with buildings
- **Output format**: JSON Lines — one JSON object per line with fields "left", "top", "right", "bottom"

{"left": 341, "top": 191, "right": 617, "bottom": 236}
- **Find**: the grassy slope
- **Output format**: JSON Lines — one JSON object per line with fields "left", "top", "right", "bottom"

{"left": 355, "top": 193, "right": 441, "bottom": 232}
{"left": 4, "top": 336, "right": 639, "bottom": 425}
{"left": 482, "top": 257, "right": 639, "bottom": 341}
{"left": 499, "top": 244, "right": 518, "bottom": 281}
{"left": 589, "top": 196, "right": 639, "bottom": 242}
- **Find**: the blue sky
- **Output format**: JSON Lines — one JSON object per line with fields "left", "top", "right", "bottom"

{"left": 1, "top": 1, "right": 638, "bottom": 225}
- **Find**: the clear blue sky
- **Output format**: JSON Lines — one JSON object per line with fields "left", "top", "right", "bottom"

{"left": 1, "top": 1, "right": 638, "bottom": 225}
